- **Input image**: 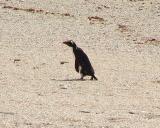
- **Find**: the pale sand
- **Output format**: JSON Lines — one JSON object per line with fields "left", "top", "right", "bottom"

{"left": 0, "top": 0, "right": 160, "bottom": 127}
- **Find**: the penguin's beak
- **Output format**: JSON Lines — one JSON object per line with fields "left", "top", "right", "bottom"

{"left": 63, "top": 41, "right": 68, "bottom": 45}
{"left": 63, "top": 41, "right": 72, "bottom": 47}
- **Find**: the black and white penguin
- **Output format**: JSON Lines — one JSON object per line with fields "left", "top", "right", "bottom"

{"left": 63, "top": 40, "right": 97, "bottom": 80}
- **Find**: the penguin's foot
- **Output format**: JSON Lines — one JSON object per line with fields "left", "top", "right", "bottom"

{"left": 91, "top": 75, "right": 98, "bottom": 80}
{"left": 80, "top": 74, "right": 84, "bottom": 80}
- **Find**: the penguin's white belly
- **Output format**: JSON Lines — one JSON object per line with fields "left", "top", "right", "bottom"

{"left": 78, "top": 65, "right": 82, "bottom": 73}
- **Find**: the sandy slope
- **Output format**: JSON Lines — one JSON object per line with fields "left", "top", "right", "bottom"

{"left": 0, "top": 0, "right": 160, "bottom": 127}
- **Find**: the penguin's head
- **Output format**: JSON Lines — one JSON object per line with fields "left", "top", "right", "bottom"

{"left": 63, "top": 40, "right": 77, "bottom": 48}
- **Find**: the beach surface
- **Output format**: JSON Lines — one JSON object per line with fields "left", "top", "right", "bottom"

{"left": 0, "top": 0, "right": 160, "bottom": 127}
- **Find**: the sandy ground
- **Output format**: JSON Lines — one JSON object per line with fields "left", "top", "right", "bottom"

{"left": 0, "top": 0, "right": 160, "bottom": 127}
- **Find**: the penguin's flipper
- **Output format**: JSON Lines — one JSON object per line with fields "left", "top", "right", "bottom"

{"left": 75, "top": 59, "right": 79, "bottom": 73}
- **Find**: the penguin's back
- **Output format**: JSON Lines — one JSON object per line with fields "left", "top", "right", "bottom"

{"left": 73, "top": 47, "right": 95, "bottom": 75}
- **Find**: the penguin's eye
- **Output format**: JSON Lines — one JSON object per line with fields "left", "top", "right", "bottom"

{"left": 70, "top": 40, "right": 74, "bottom": 44}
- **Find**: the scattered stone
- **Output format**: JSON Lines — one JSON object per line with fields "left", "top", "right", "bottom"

{"left": 118, "top": 24, "right": 128, "bottom": 33}
{"left": 37, "top": 93, "right": 43, "bottom": 96}
{"left": 102, "top": 5, "right": 110, "bottom": 9}
{"left": 14, "top": 59, "right": 21, "bottom": 63}
{"left": 60, "top": 61, "right": 69, "bottom": 64}
{"left": 79, "top": 110, "right": 90, "bottom": 113}
{"left": 88, "top": 16, "right": 105, "bottom": 22}
{"left": 97, "top": 6, "right": 102, "bottom": 10}
{"left": 62, "top": 13, "right": 71, "bottom": 16}
{"left": 129, "top": 111, "right": 135, "bottom": 114}
{"left": 33, "top": 66, "right": 39, "bottom": 69}
{"left": 24, "top": 122, "right": 32, "bottom": 126}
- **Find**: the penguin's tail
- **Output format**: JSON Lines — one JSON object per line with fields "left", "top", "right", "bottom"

{"left": 91, "top": 75, "right": 98, "bottom": 80}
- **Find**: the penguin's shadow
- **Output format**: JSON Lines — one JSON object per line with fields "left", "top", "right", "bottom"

{"left": 51, "top": 78, "right": 90, "bottom": 81}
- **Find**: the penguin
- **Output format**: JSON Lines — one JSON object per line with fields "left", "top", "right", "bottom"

{"left": 63, "top": 40, "right": 97, "bottom": 80}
